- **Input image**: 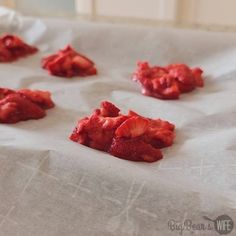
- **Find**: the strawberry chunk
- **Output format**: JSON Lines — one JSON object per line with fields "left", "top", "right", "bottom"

{"left": 167, "top": 64, "right": 195, "bottom": 93}
{"left": 0, "top": 88, "right": 15, "bottom": 99}
{"left": 99, "top": 101, "right": 120, "bottom": 117}
{"left": 133, "top": 62, "right": 204, "bottom": 99}
{"left": 115, "top": 116, "right": 149, "bottom": 138}
{"left": 151, "top": 75, "right": 180, "bottom": 99}
{"left": 109, "top": 137, "right": 163, "bottom": 162}
{"left": 0, "top": 34, "right": 38, "bottom": 62}
{"left": 0, "top": 94, "right": 45, "bottom": 123}
{"left": 192, "top": 67, "right": 204, "bottom": 87}
{"left": 0, "top": 87, "right": 54, "bottom": 124}
{"left": 70, "top": 101, "right": 175, "bottom": 163}
{"left": 70, "top": 104, "right": 127, "bottom": 151}
{"left": 42, "top": 45, "right": 97, "bottom": 78}
{"left": 18, "top": 89, "right": 55, "bottom": 109}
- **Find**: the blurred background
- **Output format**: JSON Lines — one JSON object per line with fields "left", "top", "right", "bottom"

{"left": 0, "top": 0, "right": 236, "bottom": 30}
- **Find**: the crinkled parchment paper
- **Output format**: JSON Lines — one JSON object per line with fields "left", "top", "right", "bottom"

{"left": 0, "top": 7, "right": 236, "bottom": 236}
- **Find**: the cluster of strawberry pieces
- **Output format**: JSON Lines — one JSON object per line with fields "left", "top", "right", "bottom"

{"left": 133, "top": 62, "right": 204, "bottom": 99}
{"left": 0, "top": 87, "right": 54, "bottom": 123}
{"left": 70, "top": 101, "right": 175, "bottom": 162}
{"left": 42, "top": 45, "right": 97, "bottom": 78}
{"left": 0, "top": 34, "right": 38, "bottom": 62}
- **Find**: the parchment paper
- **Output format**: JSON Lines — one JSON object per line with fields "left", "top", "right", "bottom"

{"left": 0, "top": 7, "right": 236, "bottom": 236}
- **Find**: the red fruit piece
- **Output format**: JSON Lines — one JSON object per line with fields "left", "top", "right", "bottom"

{"left": 0, "top": 94, "right": 45, "bottom": 123}
{"left": 0, "top": 34, "right": 38, "bottom": 62}
{"left": 151, "top": 75, "right": 180, "bottom": 99}
{"left": 109, "top": 137, "right": 163, "bottom": 162}
{"left": 0, "top": 87, "right": 55, "bottom": 124}
{"left": 99, "top": 101, "right": 120, "bottom": 117}
{"left": 70, "top": 115, "right": 127, "bottom": 151}
{"left": 70, "top": 101, "right": 175, "bottom": 163}
{"left": 70, "top": 102, "right": 127, "bottom": 151}
{"left": 18, "top": 89, "right": 55, "bottom": 109}
{"left": 42, "top": 45, "right": 97, "bottom": 78}
{"left": 167, "top": 64, "right": 196, "bottom": 93}
{"left": 192, "top": 67, "right": 204, "bottom": 87}
{"left": 133, "top": 62, "right": 204, "bottom": 99}
{"left": 140, "top": 118, "right": 175, "bottom": 148}
{"left": 115, "top": 116, "right": 149, "bottom": 138}
{"left": 0, "top": 88, "right": 15, "bottom": 99}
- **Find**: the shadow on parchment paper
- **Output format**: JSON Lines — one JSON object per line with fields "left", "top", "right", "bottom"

{"left": 12, "top": 106, "right": 80, "bottom": 133}
{"left": 18, "top": 76, "right": 52, "bottom": 88}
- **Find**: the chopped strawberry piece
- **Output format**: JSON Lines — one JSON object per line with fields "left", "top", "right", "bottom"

{"left": 148, "top": 118, "right": 175, "bottom": 131}
{"left": 70, "top": 101, "right": 175, "bottom": 163}
{"left": 42, "top": 45, "right": 97, "bottom": 78}
{"left": 145, "top": 128, "right": 175, "bottom": 148}
{"left": 99, "top": 101, "right": 120, "bottom": 117}
{"left": 115, "top": 116, "right": 149, "bottom": 138}
{"left": 83, "top": 66, "right": 97, "bottom": 76}
{"left": 192, "top": 67, "right": 204, "bottom": 87}
{"left": 72, "top": 54, "right": 94, "bottom": 70}
{"left": 0, "top": 34, "right": 38, "bottom": 62}
{"left": 152, "top": 75, "right": 180, "bottom": 99}
{"left": 70, "top": 114, "right": 126, "bottom": 151}
{"left": 18, "top": 89, "right": 55, "bottom": 109}
{"left": 127, "top": 110, "right": 139, "bottom": 117}
{"left": 70, "top": 102, "right": 127, "bottom": 151}
{"left": 0, "top": 94, "right": 45, "bottom": 123}
{"left": 142, "top": 118, "right": 175, "bottom": 148}
{"left": 109, "top": 137, "right": 163, "bottom": 162}
{"left": 0, "top": 88, "right": 15, "bottom": 99}
{"left": 0, "top": 87, "right": 54, "bottom": 124}
{"left": 133, "top": 62, "right": 204, "bottom": 99}
{"left": 167, "top": 64, "right": 195, "bottom": 93}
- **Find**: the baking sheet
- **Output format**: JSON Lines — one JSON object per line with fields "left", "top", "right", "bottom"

{"left": 0, "top": 7, "right": 236, "bottom": 236}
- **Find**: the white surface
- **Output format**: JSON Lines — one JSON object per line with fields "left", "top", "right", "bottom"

{"left": 0, "top": 7, "right": 236, "bottom": 236}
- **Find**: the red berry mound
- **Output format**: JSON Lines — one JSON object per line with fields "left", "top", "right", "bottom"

{"left": 0, "top": 87, "right": 55, "bottom": 124}
{"left": 133, "top": 62, "right": 204, "bottom": 99}
{"left": 0, "top": 34, "right": 38, "bottom": 62}
{"left": 70, "top": 101, "right": 175, "bottom": 163}
{"left": 42, "top": 45, "right": 97, "bottom": 78}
